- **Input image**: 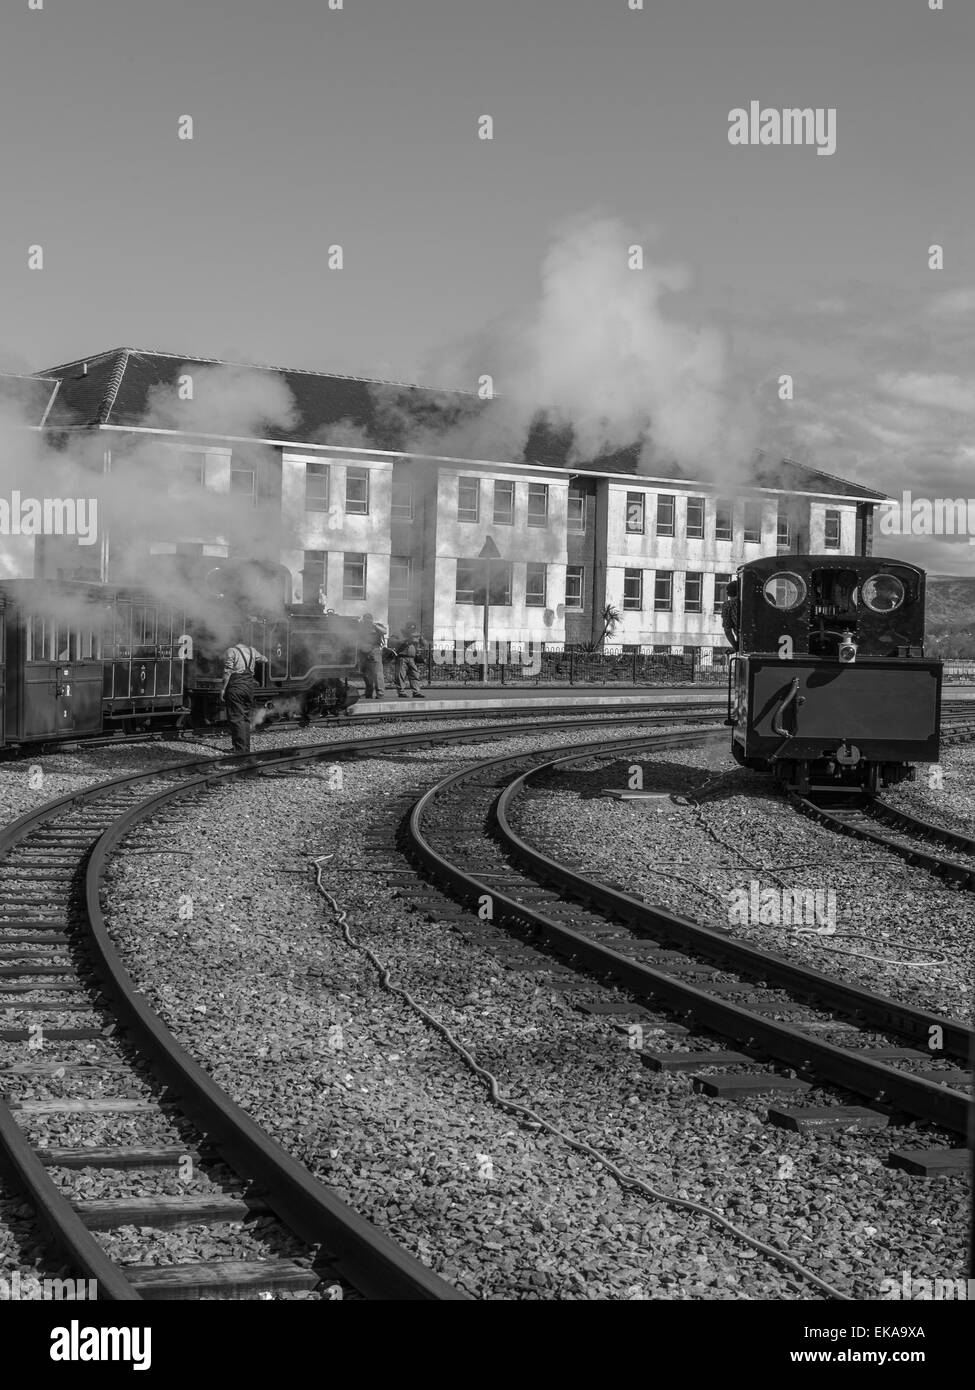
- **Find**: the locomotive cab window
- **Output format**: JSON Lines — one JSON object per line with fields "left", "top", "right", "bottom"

{"left": 762, "top": 572, "right": 806, "bottom": 611}
{"left": 862, "top": 574, "right": 905, "bottom": 612}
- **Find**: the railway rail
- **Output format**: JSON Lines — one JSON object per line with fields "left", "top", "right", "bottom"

{"left": 0, "top": 710, "right": 728, "bottom": 1301}
{"left": 404, "top": 734, "right": 972, "bottom": 1145}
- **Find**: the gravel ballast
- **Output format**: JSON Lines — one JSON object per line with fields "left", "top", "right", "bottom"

{"left": 95, "top": 724, "right": 968, "bottom": 1300}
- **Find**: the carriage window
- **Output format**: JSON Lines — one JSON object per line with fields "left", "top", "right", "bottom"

{"left": 763, "top": 572, "right": 807, "bottom": 611}
{"left": 861, "top": 574, "right": 905, "bottom": 613}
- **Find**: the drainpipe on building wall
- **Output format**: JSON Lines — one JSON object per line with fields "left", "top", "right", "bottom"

{"left": 100, "top": 449, "right": 111, "bottom": 582}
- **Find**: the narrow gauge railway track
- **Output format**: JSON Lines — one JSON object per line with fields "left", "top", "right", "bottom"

{"left": 0, "top": 711, "right": 725, "bottom": 1301}
{"left": 792, "top": 790, "right": 975, "bottom": 891}
{"left": 405, "top": 737, "right": 972, "bottom": 1144}
{"left": 1, "top": 700, "right": 725, "bottom": 761}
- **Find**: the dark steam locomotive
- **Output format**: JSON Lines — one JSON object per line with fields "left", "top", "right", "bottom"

{"left": 728, "top": 554, "right": 941, "bottom": 792}
{"left": 0, "top": 559, "right": 363, "bottom": 750}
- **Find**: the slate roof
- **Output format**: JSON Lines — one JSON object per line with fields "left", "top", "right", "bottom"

{"left": 0, "top": 372, "right": 61, "bottom": 427}
{"left": 35, "top": 347, "right": 887, "bottom": 501}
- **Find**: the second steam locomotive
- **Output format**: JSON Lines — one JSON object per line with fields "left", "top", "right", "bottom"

{"left": 727, "top": 554, "right": 941, "bottom": 792}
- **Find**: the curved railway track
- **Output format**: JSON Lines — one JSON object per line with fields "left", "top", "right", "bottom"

{"left": 404, "top": 734, "right": 972, "bottom": 1146}
{"left": 0, "top": 710, "right": 728, "bottom": 1301}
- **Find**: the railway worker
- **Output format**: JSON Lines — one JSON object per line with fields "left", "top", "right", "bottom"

{"left": 394, "top": 622, "right": 426, "bottom": 699}
{"left": 357, "top": 613, "right": 388, "bottom": 699}
{"left": 721, "top": 580, "right": 740, "bottom": 652}
{"left": 220, "top": 636, "right": 267, "bottom": 754}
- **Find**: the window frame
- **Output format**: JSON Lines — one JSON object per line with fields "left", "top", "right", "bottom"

{"left": 656, "top": 494, "right": 675, "bottom": 538}
{"left": 301, "top": 549, "right": 327, "bottom": 602}
{"left": 345, "top": 467, "right": 370, "bottom": 516}
{"left": 305, "top": 461, "right": 330, "bottom": 514}
{"left": 391, "top": 474, "right": 414, "bottom": 522}
{"left": 776, "top": 513, "right": 791, "bottom": 548}
{"left": 623, "top": 569, "right": 644, "bottom": 610}
{"left": 654, "top": 570, "right": 673, "bottom": 611}
{"left": 714, "top": 499, "right": 733, "bottom": 542}
{"left": 493, "top": 480, "right": 515, "bottom": 526}
{"left": 626, "top": 492, "right": 646, "bottom": 535}
{"left": 565, "top": 564, "right": 584, "bottom": 611}
{"left": 567, "top": 487, "right": 586, "bottom": 534}
{"left": 230, "top": 464, "right": 257, "bottom": 505}
{"left": 457, "top": 477, "right": 480, "bottom": 523}
{"left": 342, "top": 552, "right": 367, "bottom": 601}
{"left": 389, "top": 555, "right": 414, "bottom": 604}
{"left": 527, "top": 483, "right": 549, "bottom": 528}
{"left": 743, "top": 502, "right": 763, "bottom": 544}
{"left": 525, "top": 562, "right": 547, "bottom": 607}
{"left": 824, "top": 509, "right": 842, "bottom": 549}
{"left": 713, "top": 572, "right": 733, "bottom": 608}
{"left": 684, "top": 571, "right": 703, "bottom": 614}
{"left": 686, "top": 498, "right": 705, "bottom": 540}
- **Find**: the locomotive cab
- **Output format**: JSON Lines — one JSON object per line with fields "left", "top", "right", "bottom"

{"left": 729, "top": 555, "right": 941, "bottom": 792}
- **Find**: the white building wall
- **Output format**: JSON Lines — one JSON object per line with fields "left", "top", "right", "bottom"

{"left": 431, "top": 467, "right": 571, "bottom": 644}
{"left": 281, "top": 452, "right": 393, "bottom": 614}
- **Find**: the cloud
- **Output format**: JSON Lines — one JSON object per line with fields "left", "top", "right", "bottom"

{"left": 927, "top": 288, "right": 975, "bottom": 319}
{"left": 877, "top": 372, "right": 975, "bottom": 415}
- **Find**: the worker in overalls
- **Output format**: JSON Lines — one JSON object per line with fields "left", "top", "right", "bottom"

{"left": 220, "top": 637, "right": 267, "bottom": 754}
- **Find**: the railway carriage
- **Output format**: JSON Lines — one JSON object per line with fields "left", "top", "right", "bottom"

{"left": 728, "top": 555, "right": 942, "bottom": 793}
{"left": 0, "top": 566, "right": 364, "bottom": 749}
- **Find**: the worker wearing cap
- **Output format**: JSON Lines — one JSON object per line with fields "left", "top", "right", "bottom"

{"left": 220, "top": 638, "right": 267, "bottom": 753}
{"left": 357, "top": 613, "right": 388, "bottom": 699}
{"left": 394, "top": 622, "right": 426, "bottom": 698}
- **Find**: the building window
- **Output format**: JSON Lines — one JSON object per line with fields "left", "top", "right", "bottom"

{"left": 626, "top": 492, "right": 646, "bottom": 534}
{"left": 565, "top": 565, "right": 584, "bottom": 610}
{"left": 342, "top": 552, "right": 367, "bottom": 600}
{"left": 743, "top": 502, "right": 763, "bottom": 543}
{"left": 458, "top": 477, "right": 480, "bottom": 522}
{"left": 656, "top": 495, "right": 675, "bottom": 537}
{"left": 824, "top": 509, "right": 842, "bottom": 549}
{"left": 390, "top": 556, "right": 413, "bottom": 604}
{"left": 345, "top": 467, "right": 370, "bottom": 515}
{"left": 489, "top": 563, "right": 513, "bottom": 605}
{"left": 176, "top": 451, "right": 206, "bottom": 487}
{"left": 230, "top": 463, "right": 256, "bottom": 504}
{"left": 392, "top": 473, "right": 414, "bottom": 522}
{"left": 654, "top": 571, "right": 673, "bottom": 611}
{"left": 302, "top": 550, "right": 326, "bottom": 602}
{"left": 684, "top": 572, "right": 703, "bottom": 613}
{"left": 686, "top": 498, "right": 705, "bottom": 539}
{"left": 526, "top": 562, "right": 547, "bottom": 607}
{"left": 623, "top": 569, "right": 643, "bottom": 610}
{"left": 527, "top": 483, "right": 549, "bottom": 527}
{"left": 713, "top": 572, "right": 733, "bottom": 607}
{"left": 776, "top": 512, "right": 791, "bottom": 548}
{"left": 455, "top": 559, "right": 479, "bottom": 604}
{"left": 714, "top": 499, "right": 733, "bottom": 541}
{"left": 567, "top": 487, "right": 586, "bottom": 534}
{"left": 305, "top": 462, "right": 329, "bottom": 513}
{"left": 494, "top": 481, "right": 515, "bottom": 525}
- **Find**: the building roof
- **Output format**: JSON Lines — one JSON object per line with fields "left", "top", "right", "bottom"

{"left": 35, "top": 347, "right": 887, "bottom": 502}
{"left": 0, "top": 372, "right": 61, "bottom": 428}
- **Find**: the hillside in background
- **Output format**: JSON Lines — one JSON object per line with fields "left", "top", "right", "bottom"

{"left": 925, "top": 576, "right": 975, "bottom": 656}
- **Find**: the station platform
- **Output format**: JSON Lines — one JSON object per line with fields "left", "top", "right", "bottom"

{"left": 354, "top": 684, "right": 726, "bottom": 716}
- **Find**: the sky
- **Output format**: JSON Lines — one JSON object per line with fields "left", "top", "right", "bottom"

{"left": 1, "top": 0, "right": 973, "bottom": 571}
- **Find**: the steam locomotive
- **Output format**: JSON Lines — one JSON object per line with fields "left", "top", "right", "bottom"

{"left": 0, "top": 560, "right": 363, "bottom": 750}
{"left": 728, "top": 554, "right": 941, "bottom": 792}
